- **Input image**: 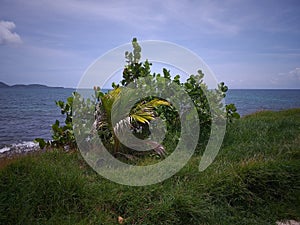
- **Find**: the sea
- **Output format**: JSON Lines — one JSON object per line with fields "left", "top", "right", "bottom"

{"left": 0, "top": 87, "right": 299, "bottom": 154}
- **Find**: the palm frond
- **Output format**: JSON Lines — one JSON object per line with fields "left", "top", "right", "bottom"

{"left": 93, "top": 87, "right": 169, "bottom": 156}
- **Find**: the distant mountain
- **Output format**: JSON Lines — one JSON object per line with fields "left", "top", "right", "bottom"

{"left": 0, "top": 82, "right": 10, "bottom": 88}
{"left": 11, "top": 84, "right": 50, "bottom": 88}
{"left": 0, "top": 82, "right": 64, "bottom": 89}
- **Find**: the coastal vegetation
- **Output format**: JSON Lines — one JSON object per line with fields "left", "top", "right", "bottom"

{"left": 0, "top": 109, "right": 299, "bottom": 224}
{"left": 35, "top": 38, "right": 239, "bottom": 160}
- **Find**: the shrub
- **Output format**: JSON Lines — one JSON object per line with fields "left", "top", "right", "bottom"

{"left": 35, "top": 38, "right": 239, "bottom": 159}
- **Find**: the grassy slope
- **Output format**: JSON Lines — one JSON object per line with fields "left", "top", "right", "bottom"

{"left": 0, "top": 109, "right": 299, "bottom": 225}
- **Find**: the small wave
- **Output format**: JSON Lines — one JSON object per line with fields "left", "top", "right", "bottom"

{"left": 0, "top": 141, "right": 39, "bottom": 156}
{"left": 0, "top": 146, "right": 10, "bottom": 153}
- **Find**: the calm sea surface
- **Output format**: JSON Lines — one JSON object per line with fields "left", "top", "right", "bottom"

{"left": 0, "top": 88, "right": 299, "bottom": 152}
{"left": 225, "top": 89, "right": 300, "bottom": 116}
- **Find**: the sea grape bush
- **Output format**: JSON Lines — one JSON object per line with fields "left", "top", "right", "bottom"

{"left": 35, "top": 92, "right": 95, "bottom": 150}
{"left": 35, "top": 94, "right": 76, "bottom": 149}
{"left": 35, "top": 38, "right": 239, "bottom": 157}
{"left": 118, "top": 38, "right": 239, "bottom": 153}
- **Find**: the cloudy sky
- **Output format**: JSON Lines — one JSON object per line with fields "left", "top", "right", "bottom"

{"left": 0, "top": 0, "right": 300, "bottom": 88}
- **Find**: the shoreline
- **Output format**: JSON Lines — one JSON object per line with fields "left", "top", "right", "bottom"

{"left": 0, "top": 142, "right": 41, "bottom": 160}
{"left": 1, "top": 108, "right": 300, "bottom": 159}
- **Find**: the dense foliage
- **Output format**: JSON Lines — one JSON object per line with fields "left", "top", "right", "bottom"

{"left": 35, "top": 38, "right": 239, "bottom": 158}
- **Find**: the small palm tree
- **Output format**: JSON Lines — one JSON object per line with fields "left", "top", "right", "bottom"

{"left": 93, "top": 87, "right": 169, "bottom": 157}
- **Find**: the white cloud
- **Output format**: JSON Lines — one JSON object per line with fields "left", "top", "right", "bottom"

{"left": 288, "top": 67, "right": 300, "bottom": 81}
{"left": 0, "top": 20, "right": 22, "bottom": 45}
{"left": 272, "top": 68, "right": 300, "bottom": 88}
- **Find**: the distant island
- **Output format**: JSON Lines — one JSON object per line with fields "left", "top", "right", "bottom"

{"left": 0, "top": 81, "right": 64, "bottom": 89}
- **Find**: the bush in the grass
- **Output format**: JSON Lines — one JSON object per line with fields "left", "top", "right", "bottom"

{"left": 35, "top": 38, "right": 239, "bottom": 158}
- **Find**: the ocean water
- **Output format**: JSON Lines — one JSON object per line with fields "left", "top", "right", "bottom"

{"left": 0, "top": 87, "right": 299, "bottom": 153}
{"left": 0, "top": 87, "right": 74, "bottom": 153}
{"left": 226, "top": 89, "right": 300, "bottom": 116}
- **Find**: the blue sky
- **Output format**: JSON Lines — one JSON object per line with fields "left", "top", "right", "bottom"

{"left": 0, "top": 0, "right": 299, "bottom": 88}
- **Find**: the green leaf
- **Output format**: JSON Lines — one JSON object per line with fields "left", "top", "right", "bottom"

{"left": 232, "top": 112, "right": 240, "bottom": 119}
{"left": 34, "top": 138, "right": 47, "bottom": 149}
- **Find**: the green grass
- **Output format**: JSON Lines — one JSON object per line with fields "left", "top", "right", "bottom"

{"left": 0, "top": 109, "right": 299, "bottom": 225}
